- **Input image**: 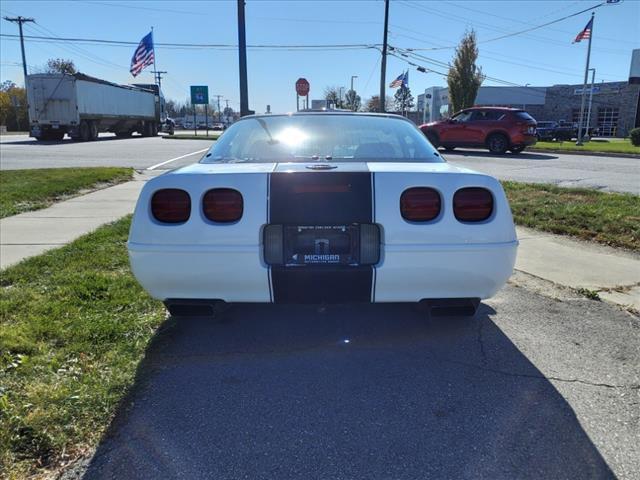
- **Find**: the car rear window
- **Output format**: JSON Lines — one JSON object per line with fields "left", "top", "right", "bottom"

{"left": 514, "top": 112, "right": 536, "bottom": 122}
{"left": 201, "top": 114, "right": 442, "bottom": 163}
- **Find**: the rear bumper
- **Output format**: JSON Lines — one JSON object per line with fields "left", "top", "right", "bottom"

{"left": 129, "top": 240, "right": 517, "bottom": 303}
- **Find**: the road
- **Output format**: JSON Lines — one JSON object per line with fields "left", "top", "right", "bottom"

{"left": 0, "top": 133, "right": 214, "bottom": 171}
{"left": 444, "top": 148, "right": 640, "bottom": 194}
{"left": 74, "top": 276, "right": 638, "bottom": 480}
{"left": 1, "top": 134, "right": 638, "bottom": 193}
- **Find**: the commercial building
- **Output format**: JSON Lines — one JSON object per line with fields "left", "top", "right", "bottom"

{"left": 416, "top": 50, "right": 640, "bottom": 137}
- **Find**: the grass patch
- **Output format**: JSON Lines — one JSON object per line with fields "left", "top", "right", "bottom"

{"left": 0, "top": 216, "right": 165, "bottom": 477}
{"left": 163, "top": 135, "right": 219, "bottom": 140}
{"left": 531, "top": 139, "right": 639, "bottom": 155}
{"left": 503, "top": 181, "right": 640, "bottom": 251}
{"left": 0, "top": 167, "right": 133, "bottom": 219}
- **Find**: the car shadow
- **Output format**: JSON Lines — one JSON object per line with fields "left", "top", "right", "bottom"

{"left": 441, "top": 149, "right": 558, "bottom": 161}
{"left": 0, "top": 134, "right": 152, "bottom": 146}
{"left": 83, "top": 303, "right": 614, "bottom": 479}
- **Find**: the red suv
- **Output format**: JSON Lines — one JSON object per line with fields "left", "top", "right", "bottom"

{"left": 419, "top": 107, "right": 537, "bottom": 154}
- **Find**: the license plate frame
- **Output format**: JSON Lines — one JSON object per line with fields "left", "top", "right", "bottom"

{"left": 283, "top": 225, "right": 360, "bottom": 266}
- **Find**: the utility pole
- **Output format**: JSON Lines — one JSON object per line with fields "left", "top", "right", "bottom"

{"left": 3, "top": 16, "right": 35, "bottom": 80}
{"left": 379, "top": 0, "right": 389, "bottom": 113}
{"left": 576, "top": 12, "right": 594, "bottom": 146}
{"left": 350, "top": 75, "right": 358, "bottom": 111}
{"left": 154, "top": 70, "right": 167, "bottom": 91}
{"left": 237, "top": 0, "right": 250, "bottom": 117}
{"left": 214, "top": 94, "right": 223, "bottom": 122}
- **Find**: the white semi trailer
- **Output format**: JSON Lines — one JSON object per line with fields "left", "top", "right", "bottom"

{"left": 27, "top": 73, "right": 164, "bottom": 141}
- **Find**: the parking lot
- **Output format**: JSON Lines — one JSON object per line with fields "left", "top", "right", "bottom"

{"left": 79, "top": 278, "right": 638, "bottom": 479}
{"left": 1, "top": 133, "right": 639, "bottom": 194}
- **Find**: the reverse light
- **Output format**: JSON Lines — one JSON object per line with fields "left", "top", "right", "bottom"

{"left": 203, "top": 188, "right": 243, "bottom": 222}
{"left": 400, "top": 187, "right": 441, "bottom": 222}
{"left": 453, "top": 187, "right": 494, "bottom": 222}
{"left": 151, "top": 189, "right": 191, "bottom": 223}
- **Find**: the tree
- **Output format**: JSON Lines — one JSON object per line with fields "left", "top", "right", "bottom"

{"left": 393, "top": 86, "right": 415, "bottom": 115}
{"left": 0, "top": 81, "right": 28, "bottom": 130}
{"left": 324, "top": 86, "right": 343, "bottom": 109}
{"left": 45, "top": 58, "right": 77, "bottom": 75}
{"left": 165, "top": 99, "right": 179, "bottom": 117}
{"left": 344, "top": 89, "right": 361, "bottom": 111}
{"left": 447, "top": 30, "right": 483, "bottom": 114}
{"left": 364, "top": 95, "right": 392, "bottom": 112}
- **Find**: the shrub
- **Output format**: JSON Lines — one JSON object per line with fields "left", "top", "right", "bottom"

{"left": 630, "top": 128, "right": 640, "bottom": 147}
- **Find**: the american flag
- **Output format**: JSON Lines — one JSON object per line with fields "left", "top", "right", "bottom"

{"left": 130, "top": 32, "right": 154, "bottom": 77}
{"left": 389, "top": 71, "right": 408, "bottom": 89}
{"left": 573, "top": 17, "right": 593, "bottom": 43}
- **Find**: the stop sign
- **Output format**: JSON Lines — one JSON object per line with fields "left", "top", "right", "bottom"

{"left": 296, "top": 78, "right": 310, "bottom": 96}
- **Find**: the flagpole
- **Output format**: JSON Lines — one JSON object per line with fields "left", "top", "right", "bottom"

{"left": 150, "top": 26, "right": 157, "bottom": 87}
{"left": 576, "top": 12, "right": 594, "bottom": 146}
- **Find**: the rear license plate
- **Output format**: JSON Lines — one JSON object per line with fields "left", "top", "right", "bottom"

{"left": 284, "top": 225, "right": 359, "bottom": 266}
{"left": 51, "top": 124, "right": 59, "bottom": 129}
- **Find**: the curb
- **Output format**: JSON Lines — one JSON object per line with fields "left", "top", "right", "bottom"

{"left": 529, "top": 148, "right": 639, "bottom": 159}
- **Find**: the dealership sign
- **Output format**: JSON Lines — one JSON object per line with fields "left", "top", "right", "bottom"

{"left": 573, "top": 86, "right": 601, "bottom": 95}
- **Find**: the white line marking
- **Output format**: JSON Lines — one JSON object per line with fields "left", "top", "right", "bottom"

{"left": 147, "top": 148, "right": 209, "bottom": 170}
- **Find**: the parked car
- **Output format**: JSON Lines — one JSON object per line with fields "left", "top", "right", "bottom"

{"left": 419, "top": 107, "right": 537, "bottom": 154}
{"left": 535, "top": 121, "right": 559, "bottom": 141}
{"left": 128, "top": 112, "right": 518, "bottom": 317}
{"left": 554, "top": 120, "right": 577, "bottom": 141}
{"left": 211, "top": 123, "right": 225, "bottom": 131}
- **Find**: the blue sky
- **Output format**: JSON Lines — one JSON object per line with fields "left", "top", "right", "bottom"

{"left": 1, "top": 0, "right": 638, "bottom": 112}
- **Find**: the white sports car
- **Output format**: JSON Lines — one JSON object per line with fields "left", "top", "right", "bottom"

{"left": 128, "top": 112, "right": 518, "bottom": 317}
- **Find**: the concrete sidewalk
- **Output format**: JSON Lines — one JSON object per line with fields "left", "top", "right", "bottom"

{"left": 516, "top": 226, "right": 640, "bottom": 310}
{"left": 1, "top": 179, "right": 638, "bottom": 310}
{"left": 0, "top": 174, "right": 149, "bottom": 269}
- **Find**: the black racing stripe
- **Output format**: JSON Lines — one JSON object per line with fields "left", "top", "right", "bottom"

{"left": 270, "top": 171, "right": 372, "bottom": 224}
{"left": 269, "top": 169, "right": 374, "bottom": 304}
{"left": 271, "top": 267, "right": 372, "bottom": 304}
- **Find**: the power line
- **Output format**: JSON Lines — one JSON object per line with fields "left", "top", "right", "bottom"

{"left": 388, "top": 48, "right": 620, "bottom": 109}
{"left": 389, "top": 30, "right": 620, "bottom": 81}
{"left": 397, "top": 0, "right": 629, "bottom": 55}
{"left": 0, "top": 33, "right": 380, "bottom": 51}
{"left": 446, "top": 1, "right": 637, "bottom": 46}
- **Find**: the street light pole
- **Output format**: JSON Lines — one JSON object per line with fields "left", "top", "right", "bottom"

{"left": 585, "top": 68, "right": 596, "bottom": 141}
{"left": 339, "top": 87, "right": 344, "bottom": 109}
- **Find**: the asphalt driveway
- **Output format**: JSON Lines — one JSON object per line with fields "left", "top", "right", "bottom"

{"left": 79, "top": 279, "right": 639, "bottom": 480}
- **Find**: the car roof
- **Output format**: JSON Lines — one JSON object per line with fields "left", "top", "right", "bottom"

{"left": 463, "top": 106, "right": 523, "bottom": 112}
{"left": 240, "top": 111, "right": 412, "bottom": 121}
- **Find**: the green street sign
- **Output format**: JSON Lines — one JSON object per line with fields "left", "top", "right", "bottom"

{"left": 190, "top": 85, "right": 209, "bottom": 105}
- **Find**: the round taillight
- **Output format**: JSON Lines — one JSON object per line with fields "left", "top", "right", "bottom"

{"left": 453, "top": 187, "right": 494, "bottom": 222}
{"left": 400, "top": 187, "right": 441, "bottom": 222}
{"left": 151, "top": 188, "right": 191, "bottom": 223}
{"left": 203, "top": 188, "right": 243, "bottom": 222}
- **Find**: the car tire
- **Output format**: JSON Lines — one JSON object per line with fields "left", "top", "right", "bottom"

{"left": 510, "top": 146, "right": 525, "bottom": 154}
{"left": 487, "top": 133, "right": 509, "bottom": 154}
{"left": 115, "top": 131, "right": 131, "bottom": 138}
{"left": 79, "top": 121, "right": 91, "bottom": 142}
{"left": 425, "top": 131, "right": 440, "bottom": 148}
